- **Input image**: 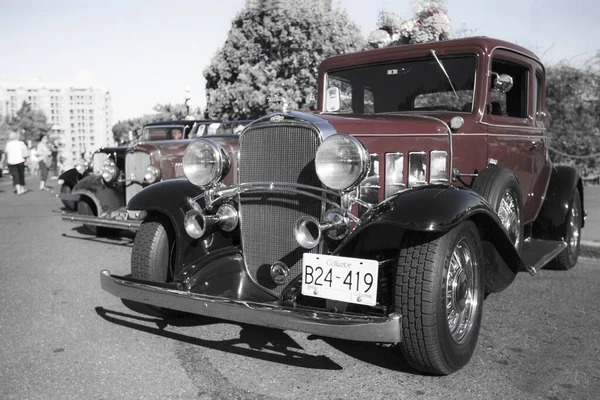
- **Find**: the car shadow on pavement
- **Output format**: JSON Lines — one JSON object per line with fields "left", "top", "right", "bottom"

{"left": 95, "top": 306, "right": 342, "bottom": 370}
{"left": 309, "top": 336, "right": 423, "bottom": 375}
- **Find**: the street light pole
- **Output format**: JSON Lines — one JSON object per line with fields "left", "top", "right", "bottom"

{"left": 184, "top": 86, "right": 191, "bottom": 117}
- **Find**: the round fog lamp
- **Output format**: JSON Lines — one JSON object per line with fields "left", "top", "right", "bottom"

{"left": 216, "top": 203, "right": 238, "bottom": 232}
{"left": 144, "top": 165, "right": 161, "bottom": 183}
{"left": 315, "top": 134, "right": 369, "bottom": 191}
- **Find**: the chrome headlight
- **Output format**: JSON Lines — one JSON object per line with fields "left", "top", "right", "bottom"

{"left": 144, "top": 165, "right": 161, "bottom": 184}
{"left": 315, "top": 134, "right": 369, "bottom": 191}
{"left": 75, "top": 159, "right": 89, "bottom": 175}
{"left": 100, "top": 159, "right": 119, "bottom": 183}
{"left": 183, "top": 139, "right": 231, "bottom": 188}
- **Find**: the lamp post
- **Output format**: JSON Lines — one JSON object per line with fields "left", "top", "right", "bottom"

{"left": 184, "top": 86, "right": 192, "bottom": 117}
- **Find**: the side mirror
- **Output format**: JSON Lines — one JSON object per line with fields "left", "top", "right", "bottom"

{"left": 305, "top": 90, "right": 317, "bottom": 111}
{"left": 325, "top": 86, "right": 341, "bottom": 112}
{"left": 491, "top": 72, "right": 513, "bottom": 92}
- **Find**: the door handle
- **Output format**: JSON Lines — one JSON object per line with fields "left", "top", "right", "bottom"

{"left": 530, "top": 141, "right": 539, "bottom": 150}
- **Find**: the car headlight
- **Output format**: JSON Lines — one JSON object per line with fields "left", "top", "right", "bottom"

{"left": 75, "top": 159, "right": 89, "bottom": 175}
{"left": 315, "top": 134, "right": 369, "bottom": 191}
{"left": 101, "top": 159, "right": 119, "bottom": 183}
{"left": 144, "top": 165, "right": 161, "bottom": 184}
{"left": 183, "top": 139, "right": 231, "bottom": 188}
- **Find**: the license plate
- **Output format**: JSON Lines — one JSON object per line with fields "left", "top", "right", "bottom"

{"left": 301, "top": 253, "right": 379, "bottom": 306}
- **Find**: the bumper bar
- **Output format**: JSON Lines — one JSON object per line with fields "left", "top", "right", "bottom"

{"left": 62, "top": 213, "right": 142, "bottom": 231}
{"left": 100, "top": 270, "right": 403, "bottom": 343}
{"left": 57, "top": 193, "right": 81, "bottom": 201}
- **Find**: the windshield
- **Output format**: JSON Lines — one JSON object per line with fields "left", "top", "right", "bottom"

{"left": 142, "top": 126, "right": 185, "bottom": 141}
{"left": 324, "top": 55, "right": 476, "bottom": 114}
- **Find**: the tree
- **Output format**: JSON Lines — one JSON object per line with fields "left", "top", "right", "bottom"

{"left": 5, "top": 102, "right": 52, "bottom": 144}
{"left": 204, "top": 0, "right": 365, "bottom": 120}
{"left": 546, "top": 59, "right": 600, "bottom": 177}
{"left": 367, "top": 0, "right": 454, "bottom": 48}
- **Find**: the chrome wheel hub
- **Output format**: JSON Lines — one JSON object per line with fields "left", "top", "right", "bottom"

{"left": 567, "top": 199, "right": 581, "bottom": 252}
{"left": 445, "top": 240, "right": 477, "bottom": 344}
{"left": 498, "top": 191, "right": 520, "bottom": 248}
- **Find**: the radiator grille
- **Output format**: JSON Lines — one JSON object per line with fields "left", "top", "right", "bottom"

{"left": 125, "top": 151, "right": 151, "bottom": 204}
{"left": 239, "top": 124, "right": 322, "bottom": 296}
{"left": 92, "top": 153, "right": 108, "bottom": 175}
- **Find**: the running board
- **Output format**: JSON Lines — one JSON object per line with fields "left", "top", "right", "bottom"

{"left": 521, "top": 239, "right": 567, "bottom": 274}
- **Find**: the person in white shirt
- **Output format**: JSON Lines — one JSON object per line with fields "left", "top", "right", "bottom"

{"left": 0, "top": 131, "right": 29, "bottom": 194}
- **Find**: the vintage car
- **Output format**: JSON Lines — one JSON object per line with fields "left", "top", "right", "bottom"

{"left": 61, "top": 119, "right": 249, "bottom": 234}
{"left": 58, "top": 149, "right": 118, "bottom": 210}
{"left": 100, "top": 37, "right": 585, "bottom": 375}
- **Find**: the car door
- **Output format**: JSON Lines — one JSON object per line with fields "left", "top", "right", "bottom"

{"left": 483, "top": 49, "right": 545, "bottom": 223}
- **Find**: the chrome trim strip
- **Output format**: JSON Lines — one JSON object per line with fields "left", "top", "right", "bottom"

{"left": 57, "top": 193, "right": 81, "bottom": 201}
{"left": 100, "top": 270, "right": 403, "bottom": 343}
{"left": 61, "top": 213, "right": 141, "bottom": 231}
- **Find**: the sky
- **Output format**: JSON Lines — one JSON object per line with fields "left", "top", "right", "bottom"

{"left": 0, "top": 0, "right": 597, "bottom": 121}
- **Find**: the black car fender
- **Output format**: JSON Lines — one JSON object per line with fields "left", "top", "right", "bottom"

{"left": 58, "top": 168, "right": 83, "bottom": 189}
{"left": 72, "top": 175, "right": 125, "bottom": 215}
{"left": 127, "top": 178, "right": 236, "bottom": 276}
{"left": 334, "top": 185, "right": 525, "bottom": 293}
{"left": 532, "top": 165, "right": 585, "bottom": 240}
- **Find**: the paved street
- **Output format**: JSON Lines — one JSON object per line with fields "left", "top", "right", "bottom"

{"left": 1, "top": 174, "right": 600, "bottom": 400}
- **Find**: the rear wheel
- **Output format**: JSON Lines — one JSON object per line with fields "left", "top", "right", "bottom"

{"left": 395, "top": 221, "right": 484, "bottom": 375}
{"left": 547, "top": 188, "right": 582, "bottom": 270}
{"left": 60, "top": 184, "right": 76, "bottom": 210}
{"left": 472, "top": 166, "right": 523, "bottom": 252}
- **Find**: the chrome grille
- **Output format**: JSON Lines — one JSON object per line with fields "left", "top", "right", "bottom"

{"left": 239, "top": 124, "right": 322, "bottom": 296}
{"left": 125, "top": 151, "right": 151, "bottom": 204}
{"left": 92, "top": 153, "right": 108, "bottom": 174}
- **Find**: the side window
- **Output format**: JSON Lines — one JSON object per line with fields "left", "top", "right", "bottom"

{"left": 535, "top": 72, "right": 543, "bottom": 119}
{"left": 490, "top": 59, "right": 529, "bottom": 118}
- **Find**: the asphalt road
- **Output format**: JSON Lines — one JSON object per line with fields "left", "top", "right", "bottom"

{"left": 1, "top": 175, "right": 599, "bottom": 400}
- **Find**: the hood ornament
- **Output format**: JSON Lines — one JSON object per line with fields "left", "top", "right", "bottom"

{"left": 267, "top": 95, "right": 289, "bottom": 113}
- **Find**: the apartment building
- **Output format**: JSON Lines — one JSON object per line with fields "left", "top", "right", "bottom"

{"left": 0, "top": 79, "right": 113, "bottom": 169}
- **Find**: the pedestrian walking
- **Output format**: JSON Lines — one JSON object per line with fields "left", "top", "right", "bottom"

{"left": 36, "top": 135, "right": 52, "bottom": 191}
{"left": 29, "top": 146, "right": 39, "bottom": 176}
{"left": 0, "top": 131, "right": 29, "bottom": 194}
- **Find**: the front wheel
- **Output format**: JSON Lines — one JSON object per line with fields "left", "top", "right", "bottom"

{"left": 395, "top": 221, "right": 484, "bottom": 375}
{"left": 131, "top": 216, "right": 177, "bottom": 316}
{"left": 60, "top": 184, "right": 76, "bottom": 210}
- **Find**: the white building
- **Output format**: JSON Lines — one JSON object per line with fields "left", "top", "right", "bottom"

{"left": 0, "top": 77, "right": 113, "bottom": 169}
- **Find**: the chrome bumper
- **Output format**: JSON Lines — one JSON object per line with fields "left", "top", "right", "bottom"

{"left": 57, "top": 193, "right": 81, "bottom": 201}
{"left": 62, "top": 213, "right": 142, "bottom": 231}
{"left": 100, "top": 270, "right": 403, "bottom": 343}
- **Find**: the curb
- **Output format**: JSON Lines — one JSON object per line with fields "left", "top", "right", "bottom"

{"left": 581, "top": 240, "right": 600, "bottom": 260}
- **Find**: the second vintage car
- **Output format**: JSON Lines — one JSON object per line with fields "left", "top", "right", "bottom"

{"left": 61, "top": 119, "right": 249, "bottom": 234}
{"left": 100, "top": 37, "right": 585, "bottom": 375}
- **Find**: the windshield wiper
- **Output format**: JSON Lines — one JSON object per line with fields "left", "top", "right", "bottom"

{"left": 430, "top": 49, "right": 458, "bottom": 100}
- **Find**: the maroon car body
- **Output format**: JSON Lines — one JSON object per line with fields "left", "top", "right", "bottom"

{"left": 100, "top": 38, "right": 585, "bottom": 375}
